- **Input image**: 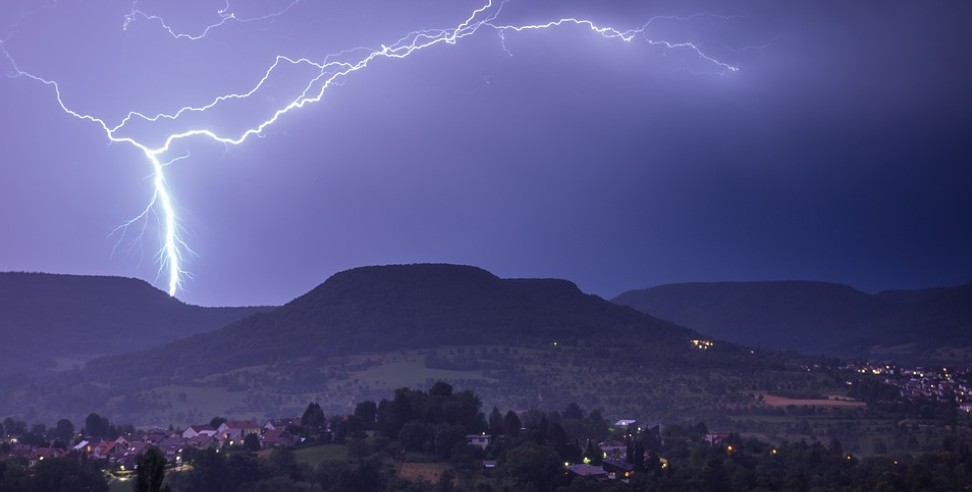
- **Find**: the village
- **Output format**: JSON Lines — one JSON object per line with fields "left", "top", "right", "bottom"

{"left": 2, "top": 417, "right": 303, "bottom": 471}
{"left": 841, "top": 361, "right": 972, "bottom": 411}
{"left": 1, "top": 408, "right": 665, "bottom": 484}
{"left": 2, "top": 362, "right": 972, "bottom": 487}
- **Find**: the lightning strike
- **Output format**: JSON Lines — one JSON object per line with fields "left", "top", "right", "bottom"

{"left": 122, "top": 0, "right": 302, "bottom": 40}
{"left": 2, "top": 0, "right": 738, "bottom": 297}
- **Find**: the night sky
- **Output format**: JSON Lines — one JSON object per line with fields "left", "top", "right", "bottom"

{"left": 1, "top": 0, "right": 970, "bottom": 307}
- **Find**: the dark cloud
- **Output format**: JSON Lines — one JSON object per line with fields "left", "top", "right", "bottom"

{"left": 1, "top": 0, "right": 969, "bottom": 305}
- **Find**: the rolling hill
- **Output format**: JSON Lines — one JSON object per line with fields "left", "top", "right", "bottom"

{"left": 0, "top": 272, "right": 269, "bottom": 375}
{"left": 613, "top": 280, "right": 972, "bottom": 362}
{"left": 0, "top": 265, "right": 815, "bottom": 426}
{"left": 83, "top": 264, "right": 696, "bottom": 382}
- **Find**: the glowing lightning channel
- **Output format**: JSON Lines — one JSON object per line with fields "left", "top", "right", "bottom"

{"left": 122, "top": 0, "right": 302, "bottom": 40}
{"left": 2, "top": 0, "right": 738, "bottom": 297}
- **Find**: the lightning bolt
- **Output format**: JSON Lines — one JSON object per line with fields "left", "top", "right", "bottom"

{"left": 1, "top": 0, "right": 739, "bottom": 297}
{"left": 122, "top": 0, "right": 302, "bottom": 40}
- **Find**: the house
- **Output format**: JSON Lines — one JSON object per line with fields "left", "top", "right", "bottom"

{"left": 704, "top": 433, "right": 729, "bottom": 445}
{"left": 261, "top": 429, "right": 296, "bottom": 448}
{"left": 145, "top": 428, "right": 172, "bottom": 443}
{"left": 263, "top": 418, "right": 301, "bottom": 431}
{"left": 30, "top": 447, "right": 65, "bottom": 466}
{"left": 567, "top": 464, "right": 607, "bottom": 479}
{"left": 116, "top": 441, "right": 153, "bottom": 470}
{"left": 602, "top": 459, "right": 635, "bottom": 480}
{"left": 466, "top": 433, "right": 491, "bottom": 450}
{"left": 9, "top": 444, "right": 32, "bottom": 460}
{"left": 599, "top": 441, "right": 627, "bottom": 460}
{"left": 158, "top": 437, "right": 188, "bottom": 460}
{"left": 187, "top": 434, "right": 219, "bottom": 450}
{"left": 182, "top": 424, "right": 217, "bottom": 439}
{"left": 92, "top": 440, "right": 119, "bottom": 460}
{"left": 217, "top": 420, "right": 262, "bottom": 443}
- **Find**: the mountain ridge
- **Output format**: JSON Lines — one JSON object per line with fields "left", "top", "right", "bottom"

{"left": 83, "top": 263, "right": 696, "bottom": 383}
{"left": 0, "top": 271, "right": 271, "bottom": 375}
{"left": 613, "top": 280, "right": 972, "bottom": 362}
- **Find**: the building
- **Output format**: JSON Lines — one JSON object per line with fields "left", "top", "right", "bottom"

{"left": 466, "top": 433, "right": 492, "bottom": 450}
{"left": 217, "top": 420, "right": 262, "bottom": 443}
{"left": 182, "top": 424, "right": 217, "bottom": 439}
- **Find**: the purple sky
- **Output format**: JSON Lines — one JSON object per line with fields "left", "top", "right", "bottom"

{"left": 1, "top": 0, "right": 971, "bottom": 307}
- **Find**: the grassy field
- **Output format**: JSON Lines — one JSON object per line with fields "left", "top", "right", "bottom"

{"left": 294, "top": 444, "right": 349, "bottom": 467}
{"left": 349, "top": 357, "right": 495, "bottom": 390}
{"left": 397, "top": 462, "right": 451, "bottom": 483}
{"left": 107, "top": 478, "right": 131, "bottom": 492}
{"left": 129, "top": 384, "right": 250, "bottom": 427}
{"left": 762, "top": 394, "right": 866, "bottom": 408}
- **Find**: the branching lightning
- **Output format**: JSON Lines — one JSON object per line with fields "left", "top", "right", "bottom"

{"left": 1, "top": 0, "right": 738, "bottom": 297}
{"left": 122, "top": 0, "right": 302, "bottom": 41}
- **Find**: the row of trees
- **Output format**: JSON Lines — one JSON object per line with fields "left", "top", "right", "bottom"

{"left": 1, "top": 413, "right": 136, "bottom": 448}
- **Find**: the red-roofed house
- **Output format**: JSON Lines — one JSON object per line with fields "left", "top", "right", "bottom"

{"left": 217, "top": 420, "right": 262, "bottom": 443}
{"left": 182, "top": 424, "right": 217, "bottom": 439}
{"left": 263, "top": 418, "right": 301, "bottom": 431}
{"left": 260, "top": 429, "right": 296, "bottom": 448}
{"left": 30, "top": 447, "right": 66, "bottom": 466}
{"left": 187, "top": 434, "right": 219, "bottom": 449}
{"left": 92, "top": 440, "right": 118, "bottom": 460}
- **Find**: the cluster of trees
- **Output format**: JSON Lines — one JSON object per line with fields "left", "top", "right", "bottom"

{"left": 633, "top": 426, "right": 972, "bottom": 491}
{"left": 1, "top": 417, "right": 75, "bottom": 448}
{"left": 170, "top": 446, "right": 383, "bottom": 492}
{"left": 4, "top": 382, "right": 972, "bottom": 491}
{"left": 375, "top": 382, "right": 485, "bottom": 460}
{"left": 0, "top": 413, "right": 136, "bottom": 454}
{"left": 0, "top": 455, "right": 107, "bottom": 492}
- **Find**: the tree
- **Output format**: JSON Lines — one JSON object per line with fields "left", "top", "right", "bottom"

{"left": 302, "top": 403, "right": 327, "bottom": 439}
{"left": 177, "top": 448, "right": 229, "bottom": 492}
{"left": 504, "top": 411, "right": 521, "bottom": 438}
{"left": 488, "top": 407, "right": 504, "bottom": 437}
{"left": 209, "top": 416, "right": 227, "bottom": 430}
{"left": 2, "top": 417, "right": 26, "bottom": 437}
{"left": 243, "top": 433, "right": 262, "bottom": 452}
{"left": 399, "top": 420, "right": 428, "bottom": 452}
{"left": 563, "top": 402, "right": 585, "bottom": 421}
{"left": 31, "top": 457, "right": 109, "bottom": 492}
{"left": 430, "top": 381, "right": 454, "bottom": 397}
{"left": 702, "top": 458, "right": 730, "bottom": 492}
{"left": 505, "top": 441, "right": 565, "bottom": 492}
{"left": 135, "top": 447, "right": 168, "bottom": 492}
{"left": 586, "top": 410, "right": 608, "bottom": 440}
{"left": 85, "top": 413, "right": 113, "bottom": 438}
{"left": 20, "top": 427, "right": 47, "bottom": 447}
{"left": 354, "top": 401, "right": 378, "bottom": 431}
{"left": 266, "top": 447, "right": 303, "bottom": 482}
{"left": 54, "top": 418, "right": 75, "bottom": 444}
{"left": 432, "top": 425, "right": 466, "bottom": 460}
{"left": 633, "top": 440, "right": 646, "bottom": 471}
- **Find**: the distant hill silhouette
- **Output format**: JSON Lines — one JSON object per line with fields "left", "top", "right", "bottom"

{"left": 865, "top": 282, "right": 972, "bottom": 354}
{"left": 2, "top": 265, "right": 813, "bottom": 425}
{"left": 0, "top": 272, "right": 269, "bottom": 375}
{"left": 613, "top": 281, "right": 972, "bottom": 362}
{"left": 85, "top": 264, "right": 695, "bottom": 382}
